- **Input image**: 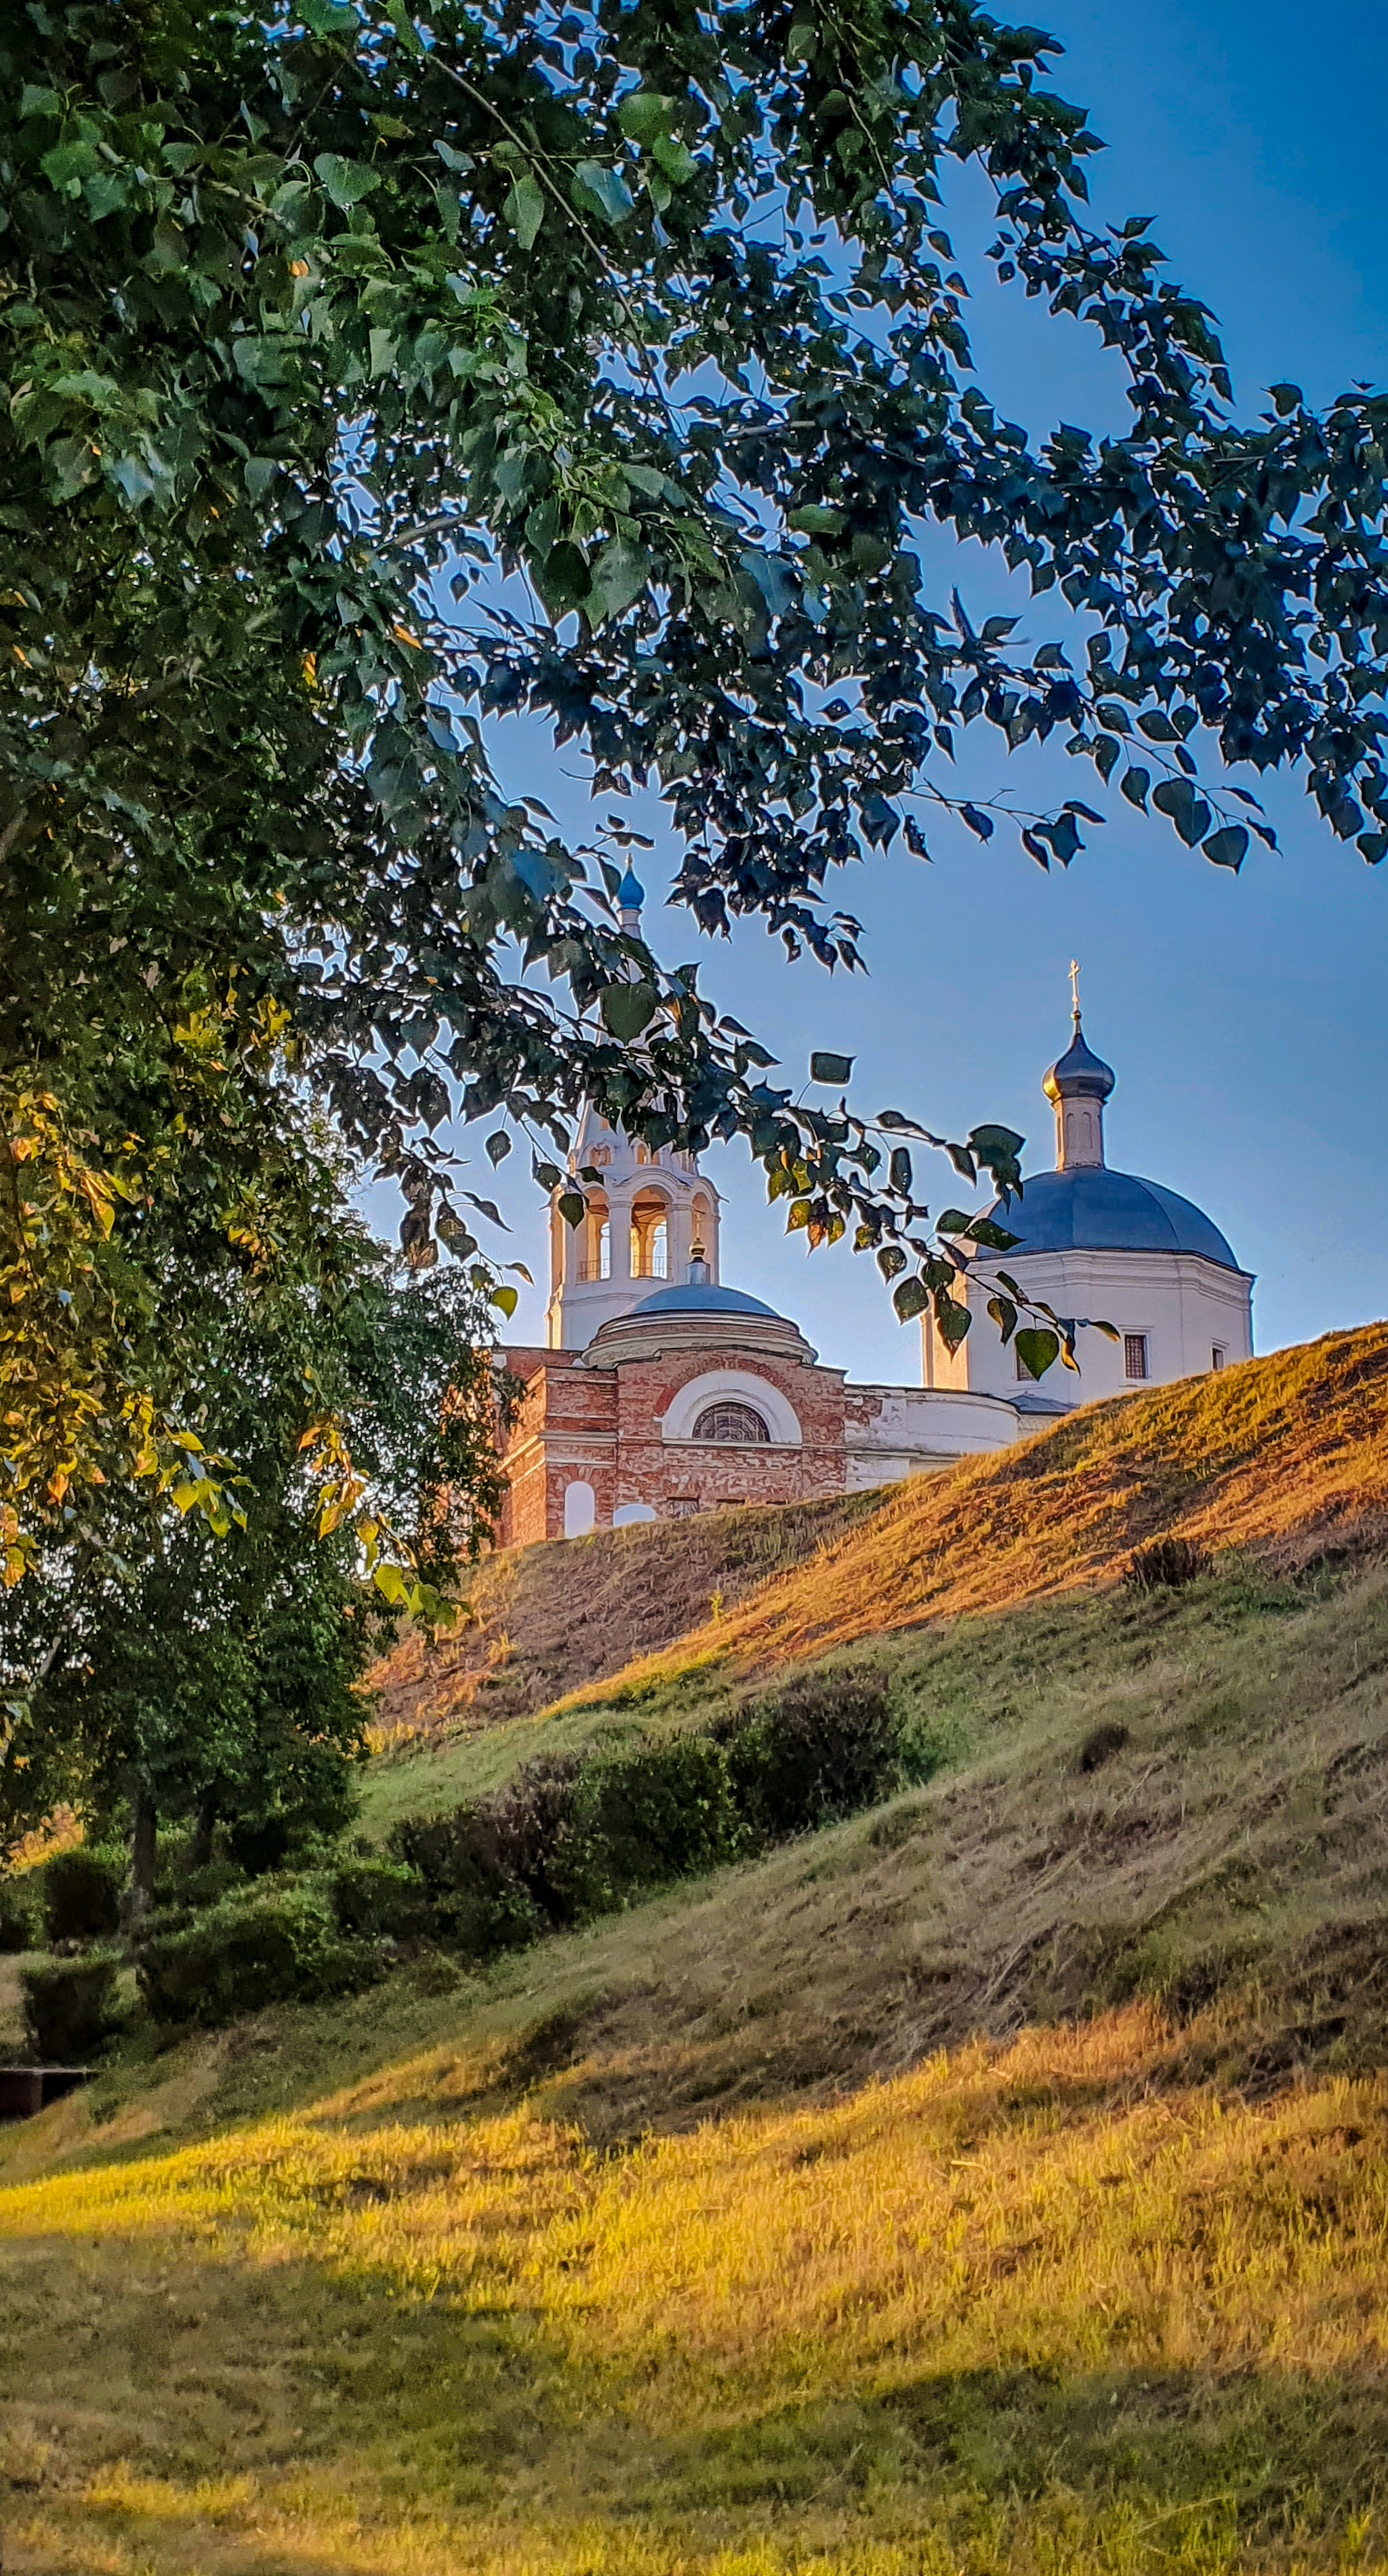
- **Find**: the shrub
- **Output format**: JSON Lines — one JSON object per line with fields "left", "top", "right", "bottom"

{"left": 718, "top": 1667, "right": 909, "bottom": 1840}
{"left": 547, "top": 1734, "right": 744, "bottom": 1921}
{"left": 136, "top": 1887, "right": 380, "bottom": 2028}
{"left": 1125, "top": 1537, "right": 1212, "bottom": 1594}
{"left": 1078, "top": 1719, "right": 1130, "bottom": 1773}
{"left": 22, "top": 1954, "right": 122, "bottom": 2060}
{"left": 387, "top": 1807, "right": 542, "bottom": 1958}
{"left": 488, "top": 1753, "right": 584, "bottom": 1921}
{"left": 43, "top": 1845, "right": 124, "bottom": 1945}
{"left": 0, "top": 1873, "right": 40, "bottom": 1954}
{"left": 329, "top": 1857, "right": 431, "bottom": 1942}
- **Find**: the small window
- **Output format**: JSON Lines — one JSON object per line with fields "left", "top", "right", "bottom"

{"left": 691, "top": 1401, "right": 770, "bottom": 1444}
{"left": 1211, "top": 1344, "right": 1226, "bottom": 1371}
{"left": 1124, "top": 1333, "right": 1149, "bottom": 1382}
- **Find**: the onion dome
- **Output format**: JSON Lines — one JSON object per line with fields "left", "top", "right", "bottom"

{"left": 1042, "top": 1015, "right": 1116, "bottom": 1109}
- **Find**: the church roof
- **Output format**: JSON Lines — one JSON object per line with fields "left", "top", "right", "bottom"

{"left": 629, "top": 1282, "right": 779, "bottom": 1319}
{"left": 988, "top": 1167, "right": 1242, "bottom": 1270}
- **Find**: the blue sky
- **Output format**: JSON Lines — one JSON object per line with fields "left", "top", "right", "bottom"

{"left": 378, "top": 2, "right": 1388, "bottom": 1383}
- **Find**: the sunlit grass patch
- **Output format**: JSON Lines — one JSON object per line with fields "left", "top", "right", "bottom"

{"left": 9, "top": 2009, "right": 1388, "bottom": 2410}
{"left": 7, "top": 2008, "right": 1388, "bottom": 2572}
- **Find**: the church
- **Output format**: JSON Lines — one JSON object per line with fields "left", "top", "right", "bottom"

{"left": 495, "top": 932, "right": 1253, "bottom": 1545}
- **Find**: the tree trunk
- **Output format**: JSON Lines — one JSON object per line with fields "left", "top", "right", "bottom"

{"left": 189, "top": 1792, "right": 216, "bottom": 1872}
{"left": 128, "top": 1789, "right": 157, "bottom": 1928}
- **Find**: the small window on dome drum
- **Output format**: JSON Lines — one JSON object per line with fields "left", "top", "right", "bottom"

{"left": 1124, "top": 1333, "right": 1149, "bottom": 1381}
{"left": 692, "top": 1401, "right": 771, "bottom": 1444}
{"left": 1211, "top": 1344, "right": 1226, "bottom": 1371}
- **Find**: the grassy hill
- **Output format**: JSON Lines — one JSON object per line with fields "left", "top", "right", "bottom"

{"left": 5, "top": 1325, "right": 1388, "bottom": 2576}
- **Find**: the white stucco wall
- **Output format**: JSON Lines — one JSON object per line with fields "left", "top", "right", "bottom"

{"left": 843, "top": 1384, "right": 1023, "bottom": 1487}
{"left": 925, "top": 1247, "right": 1254, "bottom": 1409}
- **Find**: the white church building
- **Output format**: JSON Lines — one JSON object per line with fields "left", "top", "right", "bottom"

{"left": 495, "top": 909, "right": 1254, "bottom": 1539}
{"left": 926, "top": 1006, "right": 1255, "bottom": 1408}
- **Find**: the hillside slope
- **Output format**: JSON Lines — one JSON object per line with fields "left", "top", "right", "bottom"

{"left": 558, "top": 1321, "right": 1388, "bottom": 1707}
{"left": 7, "top": 1548, "right": 1388, "bottom": 2575}
{"left": 367, "top": 1485, "right": 883, "bottom": 1743}
{"left": 8, "top": 1330, "right": 1388, "bottom": 2575}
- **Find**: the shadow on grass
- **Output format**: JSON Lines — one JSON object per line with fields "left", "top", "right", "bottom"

{"left": 9, "top": 2191, "right": 1388, "bottom": 2576}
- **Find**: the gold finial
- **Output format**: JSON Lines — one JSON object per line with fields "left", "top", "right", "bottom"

{"left": 1068, "top": 957, "right": 1081, "bottom": 1024}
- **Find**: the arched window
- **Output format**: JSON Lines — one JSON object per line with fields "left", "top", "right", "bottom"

{"left": 691, "top": 1401, "right": 770, "bottom": 1444}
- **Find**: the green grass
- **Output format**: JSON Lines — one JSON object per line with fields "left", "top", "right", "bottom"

{"left": 7, "top": 1546, "right": 1388, "bottom": 2574}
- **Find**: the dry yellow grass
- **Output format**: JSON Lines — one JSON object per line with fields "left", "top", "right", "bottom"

{"left": 558, "top": 1323, "right": 1388, "bottom": 1705}
{"left": 7, "top": 2006, "right": 1388, "bottom": 2573}
{"left": 365, "top": 1490, "right": 884, "bottom": 1745}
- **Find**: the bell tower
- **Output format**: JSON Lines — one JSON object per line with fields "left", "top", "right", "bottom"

{"left": 544, "top": 868, "right": 721, "bottom": 1350}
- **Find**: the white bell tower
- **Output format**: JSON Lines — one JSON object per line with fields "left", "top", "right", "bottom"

{"left": 544, "top": 868, "right": 721, "bottom": 1350}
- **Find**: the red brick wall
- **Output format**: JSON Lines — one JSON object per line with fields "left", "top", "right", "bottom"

{"left": 497, "top": 1347, "right": 619, "bottom": 1546}
{"left": 497, "top": 1344, "right": 848, "bottom": 1539}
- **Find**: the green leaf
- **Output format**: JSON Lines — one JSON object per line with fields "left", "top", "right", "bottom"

{"left": 876, "top": 1245, "right": 907, "bottom": 1282}
{"left": 557, "top": 1190, "right": 588, "bottom": 1227}
{"left": 892, "top": 1276, "right": 931, "bottom": 1322}
{"left": 1202, "top": 824, "right": 1248, "bottom": 871}
{"left": 934, "top": 1294, "right": 971, "bottom": 1350}
{"left": 889, "top": 1146, "right": 912, "bottom": 1196}
{"left": 1013, "top": 1327, "right": 1060, "bottom": 1380}
{"left": 986, "top": 1293, "right": 1018, "bottom": 1345}
{"left": 383, "top": 0, "right": 425, "bottom": 54}
{"left": 484, "top": 1129, "right": 512, "bottom": 1165}
{"left": 809, "top": 1050, "right": 853, "bottom": 1085}
{"left": 504, "top": 172, "right": 544, "bottom": 250}
{"left": 312, "top": 153, "right": 382, "bottom": 209}
{"left": 1120, "top": 766, "right": 1149, "bottom": 810}
{"left": 788, "top": 505, "right": 846, "bottom": 540}
{"left": 490, "top": 1282, "right": 518, "bottom": 1318}
{"left": 587, "top": 536, "right": 651, "bottom": 624}
{"left": 617, "top": 92, "right": 676, "bottom": 146}
{"left": 1151, "top": 776, "right": 1212, "bottom": 847}
{"left": 968, "top": 1126, "right": 1024, "bottom": 1193}
{"left": 964, "top": 1217, "right": 1021, "bottom": 1250}
{"left": 598, "top": 981, "right": 657, "bottom": 1041}
{"left": 571, "top": 161, "right": 635, "bottom": 226}
{"left": 652, "top": 134, "right": 698, "bottom": 185}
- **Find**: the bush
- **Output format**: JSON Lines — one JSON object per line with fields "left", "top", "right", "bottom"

{"left": 388, "top": 1805, "right": 543, "bottom": 1957}
{"left": 136, "top": 1887, "right": 380, "bottom": 2028}
{"left": 546, "top": 1734, "right": 744, "bottom": 1921}
{"left": 22, "top": 1954, "right": 122, "bottom": 2059}
{"left": 1125, "top": 1537, "right": 1212, "bottom": 1594}
{"left": 43, "top": 1844, "right": 125, "bottom": 1946}
{"left": 718, "top": 1667, "right": 910, "bottom": 1839}
{"left": 0, "top": 1873, "right": 40, "bottom": 1953}
{"left": 329, "top": 1857, "right": 431, "bottom": 1942}
{"left": 1078, "top": 1720, "right": 1130, "bottom": 1773}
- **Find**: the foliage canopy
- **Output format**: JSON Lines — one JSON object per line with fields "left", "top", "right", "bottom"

{"left": 3, "top": 0, "right": 1385, "bottom": 1525}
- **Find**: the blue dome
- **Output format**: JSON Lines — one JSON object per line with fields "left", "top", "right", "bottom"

{"left": 630, "top": 1282, "right": 779, "bottom": 1319}
{"left": 617, "top": 865, "right": 645, "bottom": 908}
{"left": 989, "top": 1167, "right": 1241, "bottom": 1270}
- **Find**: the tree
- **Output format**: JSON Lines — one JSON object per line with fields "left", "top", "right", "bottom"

{"left": 1, "top": 1222, "right": 506, "bottom": 1889}
{"left": 3, "top": 0, "right": 1385, "bottom": 1539}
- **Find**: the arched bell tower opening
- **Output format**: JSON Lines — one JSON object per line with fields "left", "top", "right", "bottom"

{"left": 545, "top": 1121, "right": 722, "bottom": 1346}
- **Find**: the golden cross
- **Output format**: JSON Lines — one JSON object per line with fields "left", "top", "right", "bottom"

{"left": 1068, "top": 957, "right": 1081, "bottom": 1020}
